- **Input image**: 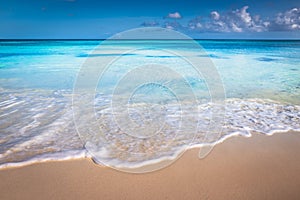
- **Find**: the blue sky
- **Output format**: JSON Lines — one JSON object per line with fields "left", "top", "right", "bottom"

{"left": 0, "top": 0, "right": 299, "bottom": 39}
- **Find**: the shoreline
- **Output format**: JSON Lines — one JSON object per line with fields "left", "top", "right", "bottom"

{"left": 1, "top": 131, "right": 300, "bottom": 199}
{"left": 1, "top": 129, "right": 299, "bottom": 170}
{"left": 1, "top": 95, "right": 300, "bottom": 170}
{"left": 1, "top": 129, "right": 299, "bottom": 171}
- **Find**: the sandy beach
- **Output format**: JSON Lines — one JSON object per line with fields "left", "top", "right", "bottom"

{"left": 0, "top": 131, "right": 300, "bottom": 200}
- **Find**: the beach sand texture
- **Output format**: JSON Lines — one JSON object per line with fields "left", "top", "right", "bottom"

{"left": 1, "top": 131, "right": 300, "bottom": 200}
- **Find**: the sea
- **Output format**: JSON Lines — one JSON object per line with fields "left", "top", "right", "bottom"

{"left": 0, "top": 39, "right": 300, "bottom": 170}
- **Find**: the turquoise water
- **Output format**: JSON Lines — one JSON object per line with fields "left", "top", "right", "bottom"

{"left": 0, "top": 40, "right": 300, "bottom": 168}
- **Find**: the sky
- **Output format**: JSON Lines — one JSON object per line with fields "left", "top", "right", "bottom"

{"left": 0, "top": 0, "right": 300, "bottom": 39}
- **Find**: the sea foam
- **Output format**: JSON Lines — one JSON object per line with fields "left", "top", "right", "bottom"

{"left": 1, "top": 89, "right": 299, "bottom": 169}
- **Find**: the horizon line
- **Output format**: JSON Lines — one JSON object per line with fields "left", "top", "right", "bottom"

{"left": 0, "top": 38, "right": 300, "bottom": 41}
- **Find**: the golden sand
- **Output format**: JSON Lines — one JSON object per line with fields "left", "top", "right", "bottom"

{"left": 1, "top": 131, "right": 300, "bottom": 200}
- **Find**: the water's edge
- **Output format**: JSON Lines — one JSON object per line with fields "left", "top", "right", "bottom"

{"left": 1, "top": 128, "right": 299, "bottom": 170}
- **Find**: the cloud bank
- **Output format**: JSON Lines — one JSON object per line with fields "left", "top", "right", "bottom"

{"left": 188, "top": 6, "right": 269, "bottom": 33}
{"left": 271, "top": 8, "right": 300, "bottom": 31}
{"left": 192, "top": 6, "right": 300, "bottom": 33}
{"left": 143, "top": 7, "right": 300, "bottom": 33}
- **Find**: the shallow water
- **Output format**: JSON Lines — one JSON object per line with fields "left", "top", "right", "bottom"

{"left": 0, "top": 40, "right": 300, "bottom": 169}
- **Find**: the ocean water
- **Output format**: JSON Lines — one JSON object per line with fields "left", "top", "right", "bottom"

{"left": 0, "top": 40, "right": 300, "bottom": 169}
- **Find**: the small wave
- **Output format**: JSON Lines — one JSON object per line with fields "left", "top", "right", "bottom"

{"left": 0, "top": 90, "right": 300, "bottom": 169}
{"left": 80, "top": 98, "right": 300, "bottom": 169}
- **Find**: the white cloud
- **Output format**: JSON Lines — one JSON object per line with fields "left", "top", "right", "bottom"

{"left": 238, "top": 6, "right": 252, "bottom": 26}
{"left": 231, "top": 22, "right": 243, "bottom": 32}
{"left": 188, "top": 16, "right": 203, "bottom": 30}
{"left": 163, "top": 6, "right": 300, "bottom": 34}
{"left": 189, "top": 6, "right": 268, "bottom": 33}
{"left": 229, "top": 6, "right": 267, "bottom": 32}
{"left": 210, "top": 11, "right": 220, "bottom": 20}
{"left": 163, "top": 21, "right": 183, "bottom": 30}
{"left": 272, "top": 8, "right": 300, "bottom": 30}
{"left": 166, "top": 12, "right": 182, "bottom": 19}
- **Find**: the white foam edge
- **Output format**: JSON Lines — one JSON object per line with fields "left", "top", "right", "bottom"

{"left": 0, "top": 149, "right": 88, "bottom": 170}
{"left": 89, "top": 128, "right": 300, "bottom": 169}
{"left": 1, "top": 128, "right": 300, "bottom": 170}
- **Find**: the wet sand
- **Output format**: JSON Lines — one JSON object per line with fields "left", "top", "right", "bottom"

{"left": 1, "top": 131, "right": 300, "bottom": 200}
